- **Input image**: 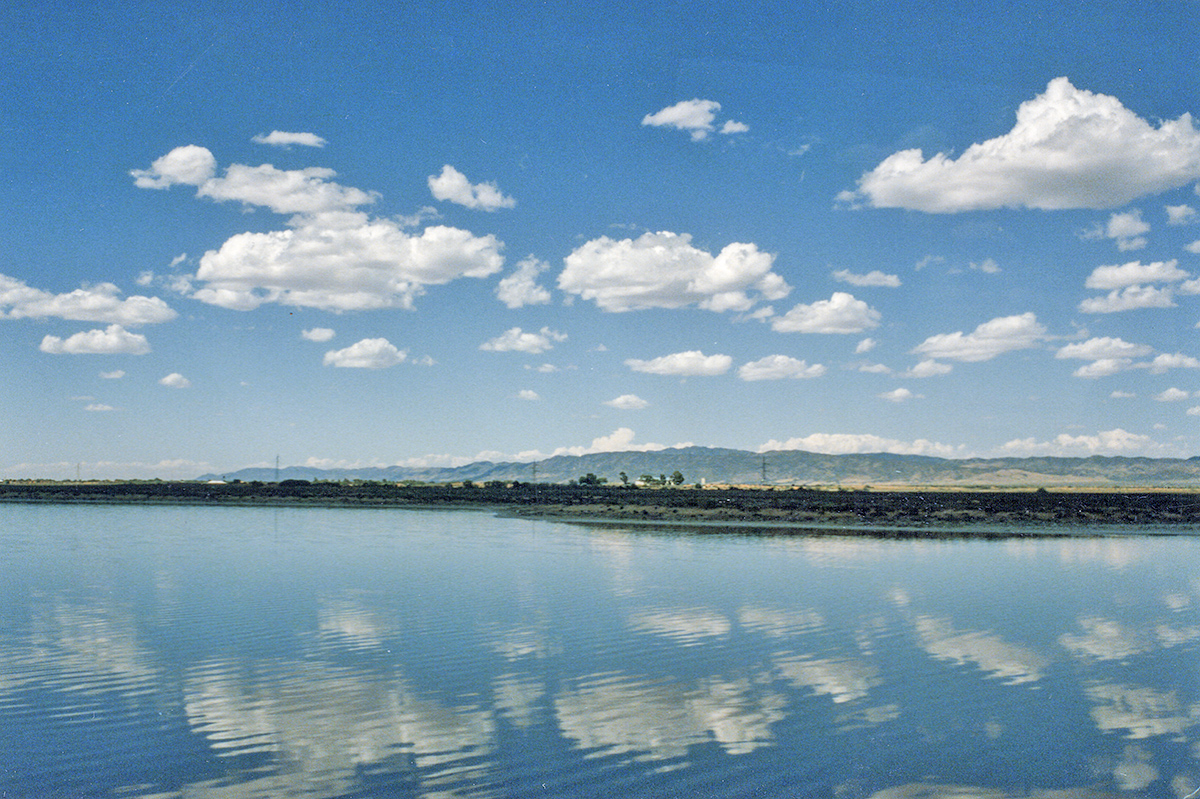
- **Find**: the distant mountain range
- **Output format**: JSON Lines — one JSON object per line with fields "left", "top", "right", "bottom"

{"left": 199, "top": 446, "right": 1200, "bottom": 488}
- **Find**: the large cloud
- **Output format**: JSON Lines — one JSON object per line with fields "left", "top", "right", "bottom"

{"left": 133, "top": 146, "right": 505, "bottom": 311}
{"left": 558, "top": 231, "right": 789, "bottom": 313}
{"left": 842, "top": 77, "right": 1200, "bottom": 211}
{"left": 626, "top": 350, "right": 733, "bottom": 376}
{"left": 39, "top": 324, "right": 150, "bottom": 355}
{"left": 911, "top": 312, "right": 1045, "bottom": 362}
{"left": 0, "top": 274, "right": 175, "bottom": 325}
{"left": 770, "top": 292, "right": 880, "bottom": 334}
{"left": 193, "top": 217, "right": 504, "bottom": 311}
{"left": 428, "top": 165, "right": 516, "bottom": 211}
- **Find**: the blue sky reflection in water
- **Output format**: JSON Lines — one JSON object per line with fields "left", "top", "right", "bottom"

{"left": 4, "top": 504, "right": 1200, "bottom": 797}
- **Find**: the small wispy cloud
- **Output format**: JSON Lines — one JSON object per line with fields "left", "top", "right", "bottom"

{"left": 252, "top": 130, "right": 327, "bottom": 148}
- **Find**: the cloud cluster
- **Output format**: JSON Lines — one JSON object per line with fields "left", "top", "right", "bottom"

{"left": 842, "top": 77, "right": 1200, "bottom": 212}
{"left": 428, "top": 165, "right": 516, "bottom": 211}
{"left": 641, "top": 99, "right": 748, "bottom": 141}
{"left": 770, "top": 292, "right": 881, "bottom": 334}
{"left": 1078, "top": 259, "right": 1198, "bottom": 313}
{"left": 40, "top": 324, "right": 150, "bottom": 355}
{"left": 1000, "top": 428, "right": 1166, "bottom": 457}
{"left": 559, "top": 231, "right": 789, "bottom": 313}
{"left": 133, "top": 146, "right": 505, "bottom": 311}
{"left": 912, "top": 312, "right": 1045, "bottom": 362}
{"left": 758, "top": 433, "right": 965, "bottom": 458}
{"left": 0, "top": 274, "right": 175, "bottom": 325}
{"left": 1055, "top": 336, "right": 1155, "bottom": 378}
{"left": 323, "top": 338, "right": 407, "bottom": 368}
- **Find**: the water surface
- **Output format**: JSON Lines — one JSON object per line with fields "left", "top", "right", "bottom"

{"left": 2, "top": 503, "right": 1199, "bottom": 797}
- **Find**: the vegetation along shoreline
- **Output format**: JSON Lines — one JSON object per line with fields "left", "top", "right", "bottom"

{"left": 2, "top": 480, "right": 1198, "bottom": 534}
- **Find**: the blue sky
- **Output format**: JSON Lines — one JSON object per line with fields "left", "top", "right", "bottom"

{"left": 3, "top": 0, "right": 1199, "bottom": 479}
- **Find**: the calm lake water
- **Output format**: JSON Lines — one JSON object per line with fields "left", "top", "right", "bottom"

{"left": 3, "top": 503, "right": 1200, "bottom": 798}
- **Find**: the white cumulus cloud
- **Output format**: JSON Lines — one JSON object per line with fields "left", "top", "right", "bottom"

{"left": 758, "top": 433, "right": 965, "bottom": 458}
{"left": 903, "top": 359, "right": 954, "bottom": 378}
{"left": 301, "top": 327, "right": 336, "bottom": 342}
{"left": 1155, "top": 387, "right": 1193, "bottom": 402}
{"left": 0, "top": 274, "right": 176, "bottom": 325}
{"left": 159, "top": 372, "right": 191, "bottom": 388}
{"left": 496, "top": 256, "right": 552, "bottom": 308}
{"left": 559, "top": 231, "right": 789, "bottom": 313}
{"left": 428, "top": 164, "right": 516, "bottom": 211}
{"left": 1055, "top": 337, "right": 1154, "bottom": 361}
{"left": 1103, "top": 210, "right": 1151, "bottom": 251}
{"left": 842, "top": 77, "right": 1200, "bottom": 212}
{"left": 830, "top": 269, "right": 901, "bottom": 288}
{"left": 130, "top": 144, "right": 217, "bottom": 189}
{"left": 604, "top": 394, "right": 650, "bottom": 410}
{"left": 40, "top": 324, "right": 151, "bottom": 355}
{"left": 1078, "top": 285, "right": 1176, "bottom": 313}
{"left": 1166, "top": 204, "right": 1197, "bottom": 225}
{"left": 323, "top": 338, "right": 408, "bottom": 368}
{"left": 912, "top": 312, "right": 1045, "bottom": 362}
{"left": 516, "top": 389, "right": 541, "bottom": 401}
{"left": 771, "top": 292, "right": 881, "bottom": 334}
{"left": 1084, "top": 260, "right": 1188, "bottom": 289}
{"left": 879, "top": 387, "right": 920, "bottom": 402}
{"left": 99, "top": 370, "right": 125, "bottom": 379}
{"left": 251, "top": 131, "right": 327, "bottom": 148}
{"left": 737, "top": 355, "right": 826, "bottom": 381}
{"left": 1072, "top": 359, "right": 1134, "bottom": 378}
{"left": 642, "top": 99, "right": 722, "bottom": 141}
{"left": 626, "top": 350, "right": 733, "bottom": 376}
{"left": 480, "top": 326, "right": 566, "bottom": 354}
{"left": 1000, "top": 428, "right": 1167, "bottom": 457}
{"left": 1148, "top": 352, "right": 1200, "bottom": 372}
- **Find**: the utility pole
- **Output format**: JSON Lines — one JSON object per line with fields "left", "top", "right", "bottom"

{"left": 761, "top": 455, "right": 767, "bottom": 485}
{"left": 275, "top": 455, "right": 280, "bottom": 482}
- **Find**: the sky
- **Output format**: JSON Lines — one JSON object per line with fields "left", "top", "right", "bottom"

{"left": 2, "top": 0, "right": 1200, "bottom": 479}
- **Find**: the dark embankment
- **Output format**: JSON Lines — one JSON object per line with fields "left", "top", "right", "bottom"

{"left": 2, "top": 481, "right": 1198, "bottom": 530}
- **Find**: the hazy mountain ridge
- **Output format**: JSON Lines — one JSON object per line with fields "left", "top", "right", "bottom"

{"left": 200, "top": 446, "right": 1200, "bottom": 487}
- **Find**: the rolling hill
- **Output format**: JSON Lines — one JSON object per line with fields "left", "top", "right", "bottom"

{"left": 199, "top": 446, "right": 1200, "bottom": 488}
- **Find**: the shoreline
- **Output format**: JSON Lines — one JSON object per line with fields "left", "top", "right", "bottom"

{"left": 1, "top": 481, "right": 1198, "bottom": 533}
